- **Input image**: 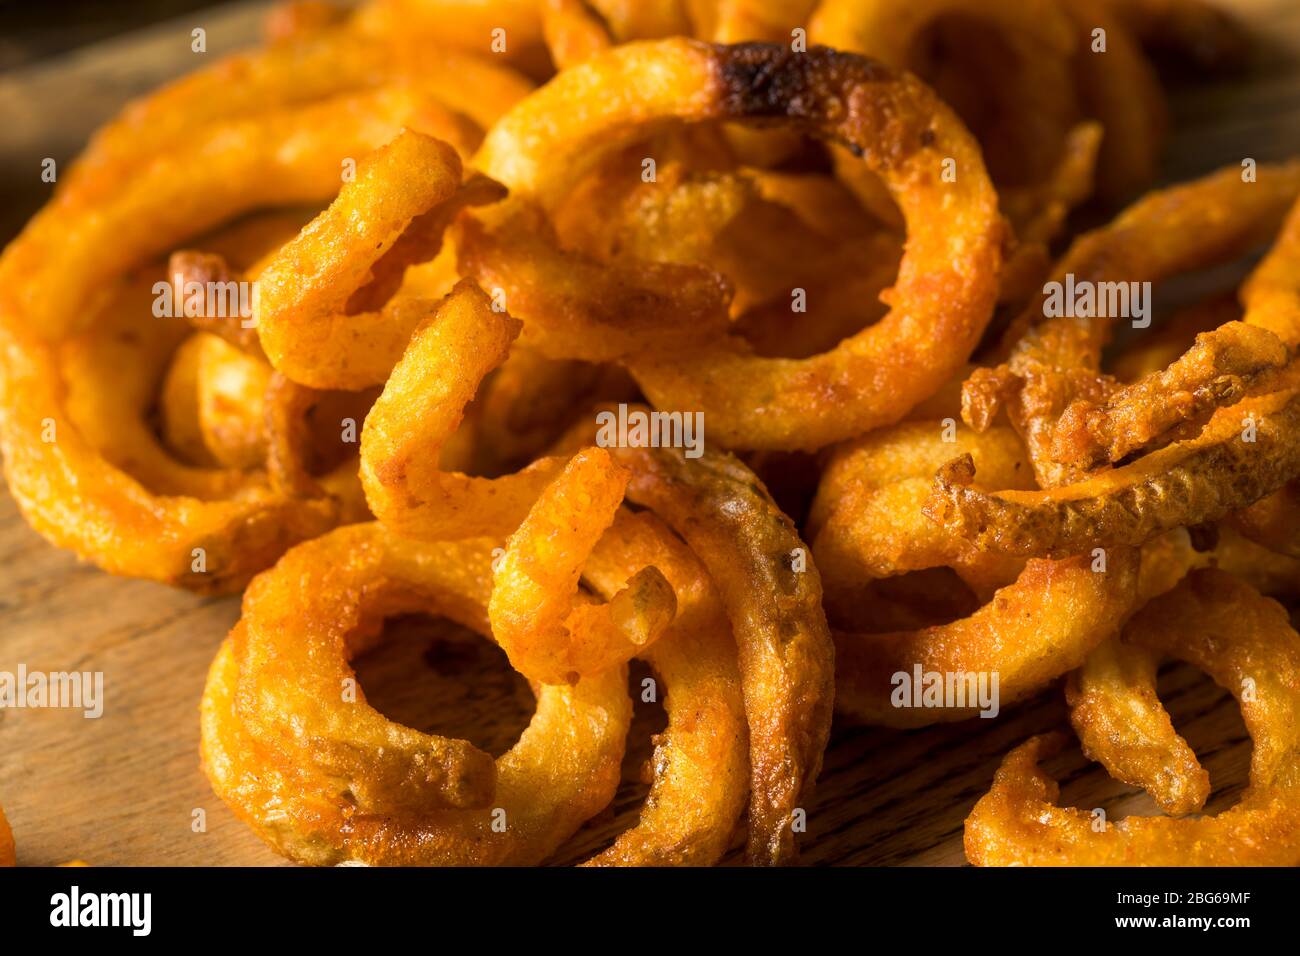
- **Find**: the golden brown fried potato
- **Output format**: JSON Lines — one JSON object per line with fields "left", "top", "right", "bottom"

{"left": 549, "top": 413, "right": 833, "bottom": 865}
{"left": 474, "top": 39, "right": 1003, "bottom": 451}
{"left": 203, "top": 525, "right": 633, "bottom": 866}
{"left": 161, "top": 333, "right": 271, "bottom": 470}
{"left": 1051, "top": 195, "right": 1300, "bottom": 470}
{"left": 254, "top": 133, "right": 504, "bottom": 389}
{"left": 611, "top": 443, "right": 833, "bottom": 865}
{"left": 1067, "top": 638, "right": 1212, "bottom": 815}
{"left": 811, "top": 421, "right": 1031, "bottom": 616}
{"left": 967, "top": 570, "right": 1300, "bottom": 866}
{"left": 970, "top": 161, "right": 1300, "bottom": 489}
{"left": 489, "top": 448, "right": 675, "bottom": 685}
{"left": 580, "top": 511, "right": 749, "bottom": 865}
{"left": 359, "top": 280, "right": 566, "bottom": 540}
{"left": 932, "top": 373, "right": 1300, "bottom": 557}
{"left": 0, "top": 49, "right": 517, "bottom": 587}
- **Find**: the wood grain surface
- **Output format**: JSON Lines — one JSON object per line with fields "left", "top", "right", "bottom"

{"left": 0, "top": 0, "right": 1297, "bottom": 866}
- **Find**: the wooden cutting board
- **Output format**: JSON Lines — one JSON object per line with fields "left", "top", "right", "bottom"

{"left": 1, "top": 0, "right": 1298, "bottom": 866}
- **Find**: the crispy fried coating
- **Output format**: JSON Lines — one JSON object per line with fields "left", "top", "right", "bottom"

{"left": 489, "top": 448, "right": 676, "bottom": 684}
{"left": 1049, "top": 194, "right": 1300, "bottom": 470}
{"left": 812, "top": 418, "right": 1137, "bottom": 726}
{"left": 811, "top": 421, "right": 1032, "bottom": 617}
{"left": 161, "top": 333, "right": 272, "bottom": 470}
{"left": 0, "top": 60, "right": 510, "bottom": 588}
{"left": 967, "top": 570, "right": 1300, "bottom": 865}
{"left": 1067, "top": 638, "right": 1212, "bottom": 815}
{"left": 969, "top": 161, "right": 1300, "bottom": 489}
{"left": 255, "top": 132, "right": 504, "bottom": 389}
{"left": 810, "top": 0, "right": 1134, "bottom": 284}
{"left": 231, "top": 530, "right": 497, "bottom": 815}
{"left": 67, "top": 17, "right": 532, "bottom": 190}
{"left": 0, "top": 286, "right": 336, "bottom": 592}
{"left": 812, "top": 0, "right": 1080, "bottom": 190}
{"left": 835, "top": 552, "right": 1139, "bottom": 727}
{"left": 1, "top": 88, "right": 484, "bottom": 347}
{"left": 474, "top": 39, "right": 1003, "bottom": 450}
{"left": 604, "top": 438, "right": 833, "bottom": 865}
{"left": 542, "top": 0, "right": 616, "bottom": 68}
{"left": 359, "top": 280, "right": 567, "bottom": 539}
{"left": 1052, "top": 322, "right": 1290, "bottom": 469}
{"left": 356, "top": 0, "right": 552, "bottom": 76}
{"left": 456, "top": 202, "right": 735, "bottom": 363}
{"left": 580, "top": 512, "right": 749, "bottom": 865}
{"left": 5, "top": 0, "right": 1280, "bottom": 874}
{"left": 931, "top": 376, "right": 1300, "bottom": 557}
{"left": 202, "top": 524, "right": 633, "bottom": 866}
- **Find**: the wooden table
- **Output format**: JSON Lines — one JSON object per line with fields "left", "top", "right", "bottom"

{"left": 0, "top": 0, "right": 1297, "bottom": 866}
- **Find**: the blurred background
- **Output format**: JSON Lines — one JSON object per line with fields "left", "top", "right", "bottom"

{"left": 0, "top": 0, "right": 277, "bottom": 240}
{"left": 3, "top": 0, "right": 1300, "bottom": 244}
{"left": 0, "top": 1, "right": 230, "bottom": 71}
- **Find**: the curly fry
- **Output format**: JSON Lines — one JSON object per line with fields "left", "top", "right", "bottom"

{"left": 610, "top": 444, "right": 835, "bottom": 865}
{"left": 359, "top": 280, "right": 566, "bottom": 540}
{"left": 810, "top": 421, "right": 1031, "bottom": 616}
{"left": 203, "top": 527, "right": 632, "bottom": 866}
{"left": 1050, "top": 194, "right": 1300, "bottom": 470}
{"left": 1066, "top": 639, "right": 1212, "bottom": 816}
{"left": 253, "top": 132, "right": 504, "bottom": 389}
{"left": 549, "top": 415, "right": 833, "bottom": 866}
{"left": 580, "top": 511, "right": 749, "bottom": 866}
{"left": 968, "top": 161, "right": 1300, "bottom": 488}
{"left": 489, "top": 447, "right": 676, "bottom": 685}
{"left": 1051, "top": 322, "right": 1290, "bottom": 470}
{"left": 967, "top": 570, "right": 1300, "bottom": 866}
{"left": 474, "top": 39, "right": 1003, "bottom": 451}
{"left": 931, "top": 374, "right": 1300, "bottom": 557}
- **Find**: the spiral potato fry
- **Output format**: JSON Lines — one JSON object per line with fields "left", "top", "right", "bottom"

{"left": 611, "top": 444, "right": 833, "bottom": 864}
{"left": 251, "top": 132, "right": 505, "bottom": 389}
{"left": 548, "top": 414, "right": 833, "bottom": 865}
{"left": 932, "top": 373, "right": 1300, "bottom": 558}
{"left": 1, "top": 0, "right": 1286, "bottom": 873}
{"left": 473, "top": 38, "right": 1003, "bottom": 451}
{"left": 580, "top": 511, "right": 749, "bottom": 866}
{"left": 359, "top": 280, "right": 567, "bottom": 540}
{"left": 1052, "top": 192, "right": 1300, "bottom": 471}
{"left": 0, "top": 61, "right": 509, "bottom": 589}
{"left": 967, "top": 570, "right": 1300, "bottom": 866}
{"left": 489, "top": 447, "right": 676, "bottom": 685}
{"left": 1066, "top": 639, "right": 1212, "bottom": 816}
{"left": 202, "top": 524, "right": 632, "bottom": 866}
{"left": 967, "top": 161, "right": 1300, "bottom": 487}
{"left": 814, "top": 421, "right": 1138, "bottom": 726}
